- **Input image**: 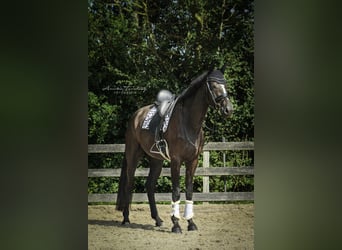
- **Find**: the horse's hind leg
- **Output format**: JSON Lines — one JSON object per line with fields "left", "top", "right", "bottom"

{"left": 116, "top": 139, "right": 143, "bottom": 225}
{"left": 146, "top": 157, "right": 163, "bottom": 226}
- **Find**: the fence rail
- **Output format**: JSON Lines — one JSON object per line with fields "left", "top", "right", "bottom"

{"left": 88, "top": 141, "right": 254, "bottom": 153}
{"left": 88, "top": 192, "right": 254, "bottom": 203}
{"left": 88, "top": 141, "right": 254, "bottom": 203}
{"left": 88, "top": 167, "right": 254, "bottom": 177}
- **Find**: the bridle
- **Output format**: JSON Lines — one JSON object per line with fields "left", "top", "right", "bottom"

{"left": 206, "top": 77, "right": 228, "bottom": 109}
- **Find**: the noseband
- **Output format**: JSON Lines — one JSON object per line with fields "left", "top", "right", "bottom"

{"left": 206, "top": 78, "right": 228, "bottom": 108}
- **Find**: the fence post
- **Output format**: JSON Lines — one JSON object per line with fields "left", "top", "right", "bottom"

{"left": 223, "top": 137, "right": 227, "bottom": 192}
{"left": 203, "top": 151, "right": 210, "bottom": 193}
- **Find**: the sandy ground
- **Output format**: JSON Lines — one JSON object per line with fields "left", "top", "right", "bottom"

{"left": 88, "top": 203, "right": 254, "bottom": 250}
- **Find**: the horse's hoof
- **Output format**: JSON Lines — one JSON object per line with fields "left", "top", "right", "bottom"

{"left": 121, "top": 220, "right": 130, "bottom": 225}
{"left": 171, "top": 226, "right": 182, "bottom": 233}
{"left": 188, "top": 223, "right": 198, "bottom": 231}
{"left": 155, "top": 220, "right": 163, "bottom": 227}
{"left": 187, "top": 218, "right": 198, "bottom": 231}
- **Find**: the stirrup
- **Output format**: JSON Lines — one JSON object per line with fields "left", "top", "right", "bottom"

{"left": 150, "top": 139, "right": 171, "bottom": 161}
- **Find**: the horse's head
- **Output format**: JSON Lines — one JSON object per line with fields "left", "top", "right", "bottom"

{"left": 206, "top": 68, "right": 233, "bottom": 117}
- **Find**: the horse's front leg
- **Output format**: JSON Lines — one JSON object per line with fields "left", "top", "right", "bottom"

{"left": 170, "top": 159, "right": 182, "bottom": 233}
{"left": 184, "top": 159, "right": 198, "bottom": 231}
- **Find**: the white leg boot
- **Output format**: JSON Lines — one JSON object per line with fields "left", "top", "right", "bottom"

{"left": 171, "top": 200, "right": 180, "bottom": 219}
{"left": 183, "top": 200, "right": 194, "bottom": 220}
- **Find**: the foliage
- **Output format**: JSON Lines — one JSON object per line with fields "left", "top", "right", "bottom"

{"left": 88, "top": 0, "right": 254, "bottom": 194}
{"left": 88, "top": 91, "right": 119, "bottom": 144}
{"left": 208, "top": 150, "right": 254, "bottom": 192}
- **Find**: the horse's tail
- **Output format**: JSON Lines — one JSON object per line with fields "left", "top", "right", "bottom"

{"left": 116, "top": 155, "right": 131, "bottom": 211}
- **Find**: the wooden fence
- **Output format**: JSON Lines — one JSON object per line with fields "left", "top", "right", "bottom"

{"left": 88, "top": 142, "right": 254, "bottom": 203}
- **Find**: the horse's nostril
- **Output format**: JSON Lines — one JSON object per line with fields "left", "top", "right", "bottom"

{"left": 224, "top": 107, "right": 233, "bottom": 116}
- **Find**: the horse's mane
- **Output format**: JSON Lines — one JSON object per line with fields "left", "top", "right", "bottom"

{"left": 177, "top": 71, "right": 209, "bottom": 101}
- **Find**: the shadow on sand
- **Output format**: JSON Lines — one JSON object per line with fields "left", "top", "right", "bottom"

{"left": 88, "top": 219, "right": 171, "bottom": 233}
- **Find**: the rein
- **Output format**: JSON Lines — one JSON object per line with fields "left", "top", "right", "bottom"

{"left": 183, "top": 79, "right": 226, "bottom": 148}
{"left": 203, "top": 120, "right": 216, "bottom": 133}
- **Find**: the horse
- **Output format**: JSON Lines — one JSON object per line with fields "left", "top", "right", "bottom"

{"left": 116, "top": 66, "right": 233, "bottom": 233}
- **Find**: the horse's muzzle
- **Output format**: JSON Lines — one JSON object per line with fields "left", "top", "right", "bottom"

{"left": 221, "top": 100, "right": 233, "bottom": 117}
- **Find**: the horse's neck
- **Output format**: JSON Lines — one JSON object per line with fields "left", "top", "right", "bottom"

{"left": 181, "top": 83, "right": 208, "bottom": 139}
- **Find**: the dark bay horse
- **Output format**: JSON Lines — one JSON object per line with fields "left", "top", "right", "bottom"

{"left": 116, "top": 66, "right": 233, "bottom": 233}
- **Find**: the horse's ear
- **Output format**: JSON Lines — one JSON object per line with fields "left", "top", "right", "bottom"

{"left": 208, "top": 64, "right": 215, "bottom": 73}
{"left": 220, "top": 63, "right": 228, "bottom": 73}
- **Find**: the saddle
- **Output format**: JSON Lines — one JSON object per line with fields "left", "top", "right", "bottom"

{"left": 142, "top": 89, "right": 177, "bottom": 161}
{"left": 155, "top": 89, "right": 175, "bottom": 117}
